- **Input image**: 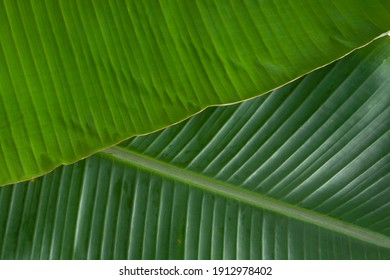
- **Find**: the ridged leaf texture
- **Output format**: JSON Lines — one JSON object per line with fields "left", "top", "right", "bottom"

{"left": 1, "top": 0, "right": 390, "bottom": 185}
{"left": 0, "top": 38, "right": 389, "bottom": 259}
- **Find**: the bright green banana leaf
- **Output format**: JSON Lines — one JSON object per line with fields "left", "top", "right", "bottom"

{"left": 1, "top": 0, "right": 390, "bottom": 185}
{"left": 1, "top": 38, "right": 389, "bottom": 259}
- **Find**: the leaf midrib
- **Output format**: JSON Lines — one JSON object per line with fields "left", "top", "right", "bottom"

{"left": 100, "top": 146, "right": 390, "bottom": 249}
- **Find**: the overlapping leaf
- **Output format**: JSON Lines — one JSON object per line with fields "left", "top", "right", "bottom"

{"left": 1, "top": 0, "right": 390, "bottom": 185}
{"left": 1, "top": 38, "right": 389, "bottom": 259}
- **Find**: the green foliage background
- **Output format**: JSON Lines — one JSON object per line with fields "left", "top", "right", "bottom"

{"left": 0, "top": 0, "right": 389, "bottom": 259}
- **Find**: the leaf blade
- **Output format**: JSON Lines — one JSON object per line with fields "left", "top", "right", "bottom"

{"left": 1, "top": 0, "right": 390, "bottom": 185}
{"left": 1, "top": 38, "right": 389, "bottom": 259}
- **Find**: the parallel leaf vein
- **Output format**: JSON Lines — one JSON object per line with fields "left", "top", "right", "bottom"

{"left": 100, "top": 146, "right": 390, "bottom": 249}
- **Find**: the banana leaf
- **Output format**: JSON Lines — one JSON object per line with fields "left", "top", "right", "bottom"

{"left": 0, "top": 37, "right": 389, "bottom": 259}
{"left": 1, "top": 0, "right": 390, "bottom": 185}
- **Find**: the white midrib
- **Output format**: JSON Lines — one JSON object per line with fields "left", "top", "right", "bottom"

{"left": 101, "top": 146, "right": 390, "bottom": 249}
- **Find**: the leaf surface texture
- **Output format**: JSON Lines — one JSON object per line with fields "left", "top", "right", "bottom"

{"left": 1, "top": 38, "right": 389, "bottom": 259}
{"left": 1, "top": 0, "right": 390, "bottom": 184}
